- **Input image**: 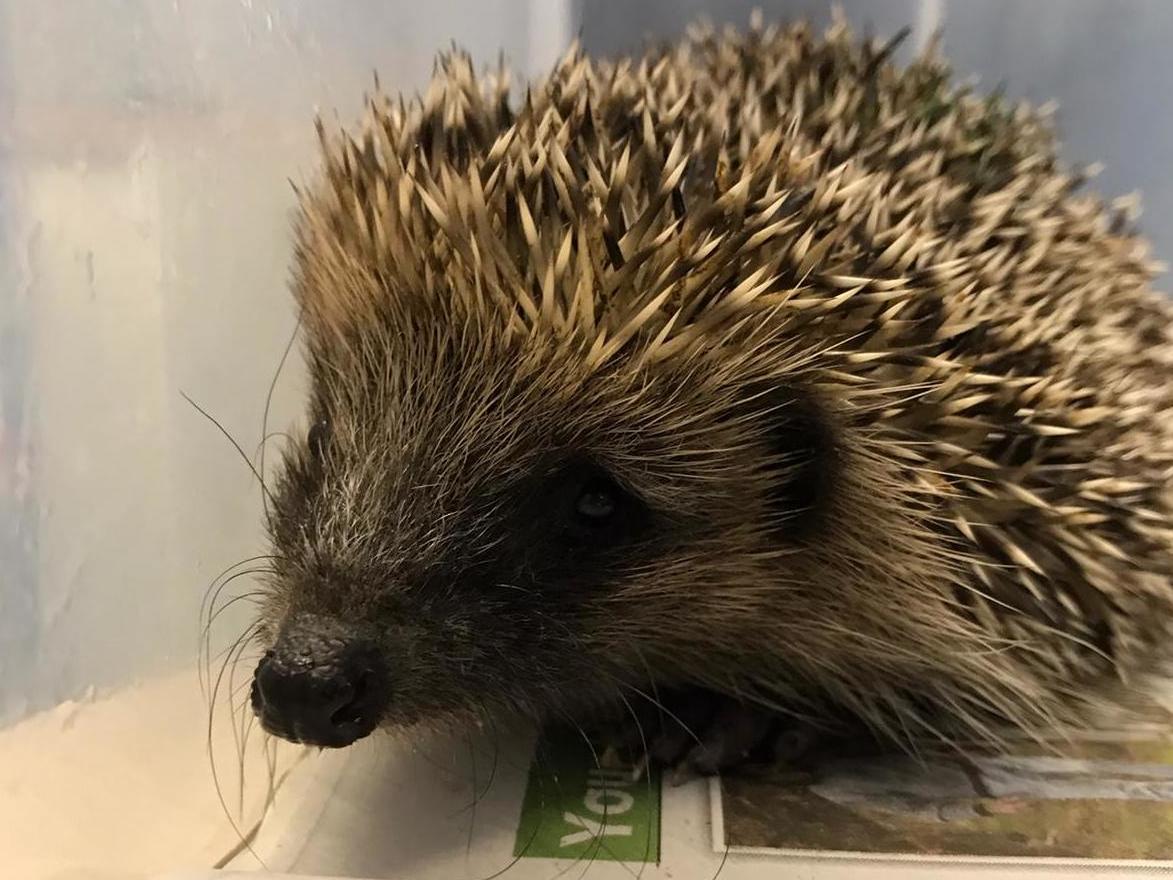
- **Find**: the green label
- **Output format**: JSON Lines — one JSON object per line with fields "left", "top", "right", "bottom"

{"left": 513, "top": 725, "right": 662, "bottom": 863}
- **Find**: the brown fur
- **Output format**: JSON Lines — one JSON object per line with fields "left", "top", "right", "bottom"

{"left": 263, "top": 15, "right": 1173, "bottom": 752}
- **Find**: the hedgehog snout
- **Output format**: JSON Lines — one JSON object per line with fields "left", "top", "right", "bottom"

{"left": 251, "top": 613, "right": 391, "bottom": 748}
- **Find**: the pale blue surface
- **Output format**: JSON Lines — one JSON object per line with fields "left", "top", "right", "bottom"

{"left": 0, "top": 0, "right": 569, "bottom": 727}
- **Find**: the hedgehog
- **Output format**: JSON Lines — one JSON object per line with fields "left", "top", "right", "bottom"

{"left": 247, "top": 14, "right": 1173, "bottom": 775}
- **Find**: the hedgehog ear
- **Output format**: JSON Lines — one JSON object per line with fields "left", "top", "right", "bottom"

{"left": 742, "top": 385, "right": 836, "bottom": 536}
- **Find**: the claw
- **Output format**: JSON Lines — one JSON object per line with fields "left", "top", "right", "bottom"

{"left": 590, "top": 687, "right": 830, "bottom": 781}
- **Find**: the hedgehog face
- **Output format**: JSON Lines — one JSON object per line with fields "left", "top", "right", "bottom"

{"left": 252, "top": 319, "right": 832, "bottom": 747}
{"left": 240, "top": 11, "right": 1173, "bottom": 757}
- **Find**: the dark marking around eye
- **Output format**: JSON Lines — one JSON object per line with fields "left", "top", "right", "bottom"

{"left": 440, "top": 455, "right": 665, "bottom": 611}
{"left": 492, "top": 456, "right": 656, "bottom": 588}
{"left": 556, "top": 462, "right": 647, "bottom": 548}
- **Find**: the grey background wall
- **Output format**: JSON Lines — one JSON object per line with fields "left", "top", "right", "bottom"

{"left": 574, "top": 0, "right": 1173, "bottom": 285}
{"left": 0, "top": 0, "right": 574, "bottom": 726}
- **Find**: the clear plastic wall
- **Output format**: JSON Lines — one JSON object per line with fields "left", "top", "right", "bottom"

{"left": 0, "top": 2, "right": 571, "bottom": 875}
{"left": 1, "top": 1, "right": 1169, "bottom": 877}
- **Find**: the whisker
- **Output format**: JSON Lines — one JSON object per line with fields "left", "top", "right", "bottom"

{"left": 478, "top": 709, "right": 501, "bottom": 804}
{"left": 205, "top": 589, "right": 268, "bottom": 708}
{"left": 617, "top": 681, "right": 705, "bottom": 753}
{"left": 210, "top": 746, "right": 308, "bottom": 871}
{"left": 465, "top": 732, "right": 478, "bottom": 860}
{"left": 201, "top": 309, "right": 303, "bottom": 870}
{"left": 253, "top": 431, "right": 294, "bottom": 462}
{"left": 225, "top": 628, "right": 263, "bottom": 818}
{"left": 634, "top": 647, "right": 668, "bottom": 738}
{"left": 199, "top": 558, "right": 276, "bottom": 694}
{"left": 449, "top": 707, "right": 505, "bottom": 821}
{"left": 709, "top": 845, "right": 731, "bottom": 880}
{"left": 615, "top": 691, "right": 655, "bottom": 880}
{"left": 200, "top": 574, "right": 272, "bottom": 701}
{"left": 531, "top": 708, "right": 627, "bottom": 880}
{"left": 473, "top": 715, "right": 584, "bottom": 880}
{"left": 259, "top": 309, "right": 304, "bottom": 523}
{"left": 207, "top": 620, "right": 267, "bottom": 868}
{"left": 562, "top": 713, "right": 638, "bottom": 880}
{"left": 229, "top": 635, "right": 266, "bottom": 785}
{"left": 180, "top": 390, "right": 276, "bottom": 514}
{"left": 200, "top": 555, "right": 277, "bottom": 633}
{"left": 206, "top": 587, "right": 269, "bottom": 631}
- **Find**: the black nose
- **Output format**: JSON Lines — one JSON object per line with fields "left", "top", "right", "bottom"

{"left": 251, "top": 621, "right": 389, "bottom": 748}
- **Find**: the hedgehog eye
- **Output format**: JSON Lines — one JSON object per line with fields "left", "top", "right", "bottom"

{"left": 530, "top": 460, "right": 653, "bottom": 562}
{"left": 307, "top": 419, "right": 330, "bottom": 460}
{"left": 574, "top": 482, "right": 617, "bottom": 522}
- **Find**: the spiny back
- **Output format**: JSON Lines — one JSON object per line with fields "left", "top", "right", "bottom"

{"left": 292, "top": 15, "right": 1173, "bottom": 735}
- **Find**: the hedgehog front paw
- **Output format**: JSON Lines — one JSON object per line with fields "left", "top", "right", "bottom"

{"left": 593, "top": 687, "right": 822, "bottom": 782}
